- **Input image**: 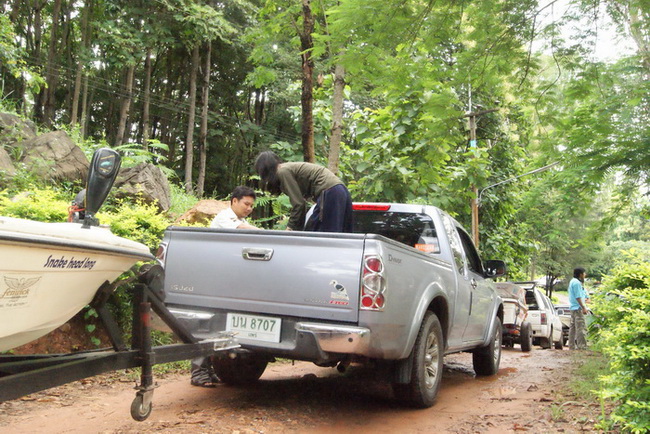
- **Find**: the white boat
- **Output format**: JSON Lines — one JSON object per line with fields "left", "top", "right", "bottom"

{"left": 0, "top": 147, "right": 159, "bottom": 352}
{"left": 0, "top": 216, "right": 154, "bottom": 352}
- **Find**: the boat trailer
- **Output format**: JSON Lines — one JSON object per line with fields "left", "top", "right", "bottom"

{"left": 0, "top": 264, "right": 238, "bottom": 421}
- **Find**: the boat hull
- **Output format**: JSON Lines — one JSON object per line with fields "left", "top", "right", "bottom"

{"left": 0, "top": 217, "right": 154, "bottom": 352}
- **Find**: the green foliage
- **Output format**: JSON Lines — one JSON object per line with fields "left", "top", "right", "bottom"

{"left": 590, "top": 250, "right": 650, "bottom": 433}
{"left": 0, "top": 14, "right": 44, "bottom": 95}
{"left": 168, "top": 182, "right": 199, "bottom": 220}
{"left": 115, "top": 140, "right": 170, "bottom": 166}
{"left": 250, "top": 190, "right": 291, "bottom": 230}
{"left": 83, "top": 307, "right": 102, "bottom": 347}
{"left": 0, "top": 187, "right": 70, "bottom": 222}
{"left": 97, "top": 200, "right": 170, "bottom": 251}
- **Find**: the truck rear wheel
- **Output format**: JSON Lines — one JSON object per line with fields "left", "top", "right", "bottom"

{"left": 540, "top": 327, "right": 552, "bottom": 349}
{"left": 212, "top": 355, "right": 268, "bottom": 385}
{"left": 520, "top": 322, "right": 533, "bottom": 352}
{"left": 473, "top": 317, "right": 502, "bottom": 376}
{"left": 392, "top": 311, "right": 444, "bottom": 408}
{"left": 554, "top": 331, "right": 564, "bottom": 349}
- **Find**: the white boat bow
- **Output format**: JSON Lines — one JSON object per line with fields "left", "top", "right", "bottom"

{"left": 0, "top": 216, "right": 154, "bottom": 352}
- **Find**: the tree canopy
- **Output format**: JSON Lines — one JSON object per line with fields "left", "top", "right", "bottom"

{"left": 0, "top": 0, "right": 648, "bottom": 279}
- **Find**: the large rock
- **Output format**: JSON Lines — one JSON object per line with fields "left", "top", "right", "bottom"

{"left": 114, "top": 163, "right": 171, "bottom": 212}
{"left": 0, "top": 112, "right": 37, "bottom": 148}
{"left": 20, "top": 131, "right": 89, "bottom": 183}
{"left": 175, "top": 199, "right": 229, "bottom": 225}
{"left": 0, "top": 146, "right": 16, "bottom": 178}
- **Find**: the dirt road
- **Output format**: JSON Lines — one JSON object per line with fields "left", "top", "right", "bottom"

{"left": 0, "top": 347, "right": 601, "bottom": 433}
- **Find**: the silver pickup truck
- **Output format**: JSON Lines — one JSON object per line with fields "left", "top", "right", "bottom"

{"left": 156, "top": 203, "right": 506, "bottom": 407}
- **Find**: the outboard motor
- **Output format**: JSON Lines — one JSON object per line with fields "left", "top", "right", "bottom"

{"left": 81, "top": 148, "right": 121, "bottom": 228}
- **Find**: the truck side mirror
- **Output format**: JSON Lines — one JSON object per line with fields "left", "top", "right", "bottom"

{"left": 484, "top": 260, "right": 507, "bottom": 278}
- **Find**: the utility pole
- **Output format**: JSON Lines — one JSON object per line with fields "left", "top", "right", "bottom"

{"left": 465, "top": 107, "right": 499, "bottom": 248}
{"left": 469, "top": 113, "right": 479, "bottom": 247}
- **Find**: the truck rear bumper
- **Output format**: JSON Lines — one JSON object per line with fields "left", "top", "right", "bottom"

{"left": 156, "top": 307, "right": 374, "bottom": 363}
{"left": 295, "top": 322, "right": 371, "bottom": 355}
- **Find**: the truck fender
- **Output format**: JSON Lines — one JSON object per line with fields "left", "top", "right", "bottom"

{"left": 400, "top": 281, "right": 449, "bottom": 360}
{"left": 480, "top": 296, "right": 504, "bottom": 348}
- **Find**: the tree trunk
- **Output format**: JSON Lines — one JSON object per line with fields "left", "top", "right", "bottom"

{"left": 161, "top": 49, "right": 175, "bottom": 162}
{"left": 196, "top": 42, "right": 212, "bottom": 198}
{"left": 184, "top": 45, "right": 200, "bottom": 194}
{"left": 71, "top": 0, "right": 91, "bottom": 126}
{"left": 627, "top": 5, "right": 650, "bottom": 75}
{"left": 142, "top": 47, "right": 152, "bottom": 149}
{"left": 62, "top": 1, "right": 73, "bottom": 121}
{"left": 80, "top": 73, "right": 89, "bottom": 138}
{"left": 114, "top": 63, "right": 136, "bottom": 147}
{"left": 300, "top": 0, "right": 315, "bottom": 163}
{"left": 32, "top": 0, "right": 45, "bottom": 122}
{"left": 42, "top": 0, "right": 62, "bottom": 127}
{"left": 327, "top": 63, "right": 345, "bottom": 174}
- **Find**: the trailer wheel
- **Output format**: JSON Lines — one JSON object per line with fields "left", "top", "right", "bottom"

{"left": 392, "top": 311, "right": 444, "bottom": 408}
{"left": 520, "top": 322, "right": 533, "bottom": 352}
{"left": 130, "top": 394, "right": 152, "bottom": 421}
{"left": 473, "top": 317, "right": 502, "bottom": 376}
{"left": 213, "top": 355, "right": 268, "bottom": 385}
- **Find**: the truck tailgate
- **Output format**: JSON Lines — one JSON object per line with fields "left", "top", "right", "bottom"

{"left": 163, "top": 228, "right": 365, "bottom": 323}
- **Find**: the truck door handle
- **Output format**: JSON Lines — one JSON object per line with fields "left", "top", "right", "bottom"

{"left": 470, "top": 279, "right": 478, "bottom": 289}
{"left": 242, "top": 247, "right": 274, "bottom": 261}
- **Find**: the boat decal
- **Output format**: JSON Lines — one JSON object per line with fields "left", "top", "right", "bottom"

{"left": 43, "top": 254, "right": 97, "bottom": 270}
{"left": 0, "top": 275, "right": 42, "bottom": 309}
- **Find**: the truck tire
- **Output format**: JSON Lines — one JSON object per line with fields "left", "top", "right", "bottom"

{"left": 392, "top": 311, "right": 444, "bottom": 408}
{"left": 554, "top": 332, "right": 563, "bottom": 350}
{"left": 472, "top": 317, "right": 502, "bottom": 376}
{"left": 520, "top": 322, "right": 533, "bottom": 352}
{"left": 212, "top": 355, "right": 268, "bottom": 386}
{"left": 540, "top": 327, "right": 552, "bottom": 349}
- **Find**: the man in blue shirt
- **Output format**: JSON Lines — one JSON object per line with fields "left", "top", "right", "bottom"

{"left": 568, "top": 267, "right": 589, "bottom": 350}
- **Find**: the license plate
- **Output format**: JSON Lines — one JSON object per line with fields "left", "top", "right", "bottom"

{"left": 226, "top": 313, "right": 281, "bottom": 343}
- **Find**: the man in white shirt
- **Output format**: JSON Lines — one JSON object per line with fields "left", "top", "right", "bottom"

{"left": 191, "top": 186, "right": 258, "bottom": 387}
{"left": 210, "top": 186, "right": 257, "bottom": 229}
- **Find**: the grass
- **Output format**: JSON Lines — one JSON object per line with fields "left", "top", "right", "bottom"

{"left": 560, "top": 349, "right": 619, "bottom": 431}
{"left": 567, "top": 350, "right": 609, "bottom": 401}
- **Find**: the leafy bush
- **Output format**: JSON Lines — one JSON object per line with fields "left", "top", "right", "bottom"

{"left": 97, "top": 199, "right": 171, "bottom": 251}
{"left": 93, "top": 200, "right": 172, "bottom": 331}
{"left": 590, "top": 250, "right": 650, "bottom": 433}
{"left": 167, "top": 182, "right": 199, "bottom": 220}
{"left": 0, "top": 187, "right": 70, "bottom": 222}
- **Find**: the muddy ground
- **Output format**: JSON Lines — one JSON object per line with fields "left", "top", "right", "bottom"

{"left": 0, "top": 346, "right": 605, "bottom": 433}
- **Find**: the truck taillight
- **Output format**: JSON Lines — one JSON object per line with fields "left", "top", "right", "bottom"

{"left": 361, "top": 255, "right": 386, "bottom": 311}
{"left": 353, "top": 203, "right": 391, "bottom": 211}
{"left": 155, "top": 242, "right": 167, "bottom": 267}
{"left": 540, "top": 312, "right": 547, "bottom": 325}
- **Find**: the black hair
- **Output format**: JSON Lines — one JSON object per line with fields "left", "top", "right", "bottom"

{"left": 254, "top": 151, "right": 282, "bottom": 194}
{"left": 573, "top": 267, "right": 586, "bottom": 278}
{"left": 230, "top": 185, "right": 256, "bottom": 204}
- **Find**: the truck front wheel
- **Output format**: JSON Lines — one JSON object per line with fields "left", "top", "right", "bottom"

{"left": 392, "top": 311, "right": 444, "bottom": 408}
{"left": 472, "top": 317, "right": 502, "bottom": 376}
{"left": 212, "top": 355, "right": 268, "bottom": 385}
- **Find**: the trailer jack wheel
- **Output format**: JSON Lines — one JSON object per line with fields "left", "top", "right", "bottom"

{"left": 130, "top": 390, "right": 153, "bottom": 421}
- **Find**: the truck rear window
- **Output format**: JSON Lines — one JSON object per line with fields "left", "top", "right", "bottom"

{"left": 352, "top": 211, "right": 440, "bottom": 254}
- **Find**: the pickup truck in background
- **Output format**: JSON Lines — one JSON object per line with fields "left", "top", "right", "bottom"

{"left": 517, "top": 282, "right": 564, "bottom": 350}
{"left": 155, "top": 203, "right": 506, "bottom": 407}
